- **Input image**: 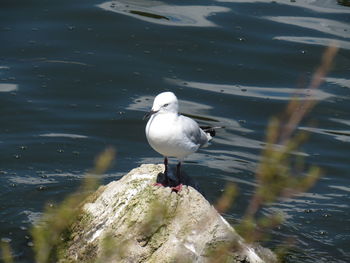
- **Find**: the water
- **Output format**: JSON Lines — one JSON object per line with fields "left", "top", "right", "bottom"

{"left": 0, "top": 0, "right": 349, "bottom": 262}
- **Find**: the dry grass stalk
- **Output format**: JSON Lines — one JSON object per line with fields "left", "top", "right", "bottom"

{"left": 245, "top": 45, "right": 338, "bottom": 219}
{"left": 31, "top": 147, "right": 116, "bottom": 263}
{"left": 1, "top": 242, "right": 13, "bottom": 263}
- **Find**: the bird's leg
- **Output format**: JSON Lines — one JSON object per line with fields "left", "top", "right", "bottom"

{"left": 164, "top": 157, "right": 169, "bottom": 186}
{"left": 171, "top": 162, "right": 183, "bottom": 192}
{"left": 176, "top": 161, "right": 181, "bottom": 182}
{"left": 154, "top": 157, "right": 169, "bottom": 187}
{"left": 164, "top": 157, "right": 168, "bottom": 174}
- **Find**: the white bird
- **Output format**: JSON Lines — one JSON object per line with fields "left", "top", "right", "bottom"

{"left": 144, "top": 91, "right": 217, "bottom": 191}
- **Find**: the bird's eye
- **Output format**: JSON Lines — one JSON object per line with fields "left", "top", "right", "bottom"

{"left": 163, "top": 103, "right": 169, "bottom": 107}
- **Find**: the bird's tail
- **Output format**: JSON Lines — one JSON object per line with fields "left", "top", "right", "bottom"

{"left": 200, "top": 126, "right": 224, "bottom": 140}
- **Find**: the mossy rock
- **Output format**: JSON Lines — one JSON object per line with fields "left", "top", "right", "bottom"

{"left": 59, "top": 164, "right": 276, "bottom": 263}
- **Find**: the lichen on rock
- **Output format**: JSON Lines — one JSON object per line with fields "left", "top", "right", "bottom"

{"left": 59, "top": 164, "right": 276, "bottom": 263}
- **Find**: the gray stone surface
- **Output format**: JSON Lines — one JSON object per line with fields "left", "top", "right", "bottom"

{"left": 61, "top": 164, "right": 276, "bottom": 263}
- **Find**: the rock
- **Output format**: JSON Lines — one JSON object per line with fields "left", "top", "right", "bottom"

{"left": 60, "top": 164, "right": 276, "bottom": 263}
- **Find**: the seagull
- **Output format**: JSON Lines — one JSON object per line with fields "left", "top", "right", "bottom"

{"left": 144, "top": 91, "right": 218, "bottom": 191}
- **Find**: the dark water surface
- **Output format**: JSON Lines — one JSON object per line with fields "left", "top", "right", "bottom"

{"left": 1, "top": 0, "right": 349, "bottom": 262}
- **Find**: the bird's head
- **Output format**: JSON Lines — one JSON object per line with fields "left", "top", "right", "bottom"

{"left": 144, "top": 91, "right": 179, "bottom": 120}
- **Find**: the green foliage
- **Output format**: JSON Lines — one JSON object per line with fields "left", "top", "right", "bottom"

{"left": 31, "top": 147, "right": 116, "bottom": 263}
{"left": 1, "top": 241, "right": 13, "bottom": 263}
{"left": 140, "top": 199, "right": 170, "bottom": 238}
{"left": 215, "top": 183, "right": 238, "bottom": 214}
{"left": 233, "top": 45, "right": 338, "bottom": 250}
{"left": 250, "top": 118, "right": 321, "bottom": 213}
{"left": 98, "top": 233, "right": 125, "bottom": 263}
{"left": 95, "top": 197, "right": 173, "bottom": 263}
{"left": 204, "top": 240, "right": 240, "bottom": 263}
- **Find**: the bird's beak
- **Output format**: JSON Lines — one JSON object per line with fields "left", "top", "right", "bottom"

{"left": 143, "top": 109, "right": 158, "bottom": 120}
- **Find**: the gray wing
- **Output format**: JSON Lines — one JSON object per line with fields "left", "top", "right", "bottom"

{"left": 178, "top": 115, "right": 208, "bottom": 147}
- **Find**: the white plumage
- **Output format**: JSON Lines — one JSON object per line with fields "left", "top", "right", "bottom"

{"left": 144, "top": 91, "right": 215, "bottom": 190}
{"left": 145, "top": 92, "right": 210, "bottom": 161}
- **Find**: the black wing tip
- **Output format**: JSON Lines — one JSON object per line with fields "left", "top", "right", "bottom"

{"left": 208, "top": 129, "right": 216, "bottom": 137}
{"left": 201, "top": 126, "right": 224, "bottom": 137}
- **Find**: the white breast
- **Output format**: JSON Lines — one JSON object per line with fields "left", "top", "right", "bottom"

{"left": 145, "top": 113, "right": 200, "bottom": 160}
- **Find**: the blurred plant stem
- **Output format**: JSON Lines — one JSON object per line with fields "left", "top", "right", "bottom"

{"left": 31, "top": 147, "right": 116, "bottom": 263}
{"left": 212, "top": 45, "right": 339, "bottom": 250}
{"left": 1, "top": 242, "right": 13, "bottom": 263}
{"left": 232, "top": 45, "right": 339, "bottom": 248}
{"left": 280, "top": 45, "right": 339, "bottom": 144}
{"left": 215, "top": 183, "right": 238, "bottom": 214}
{"left": 245, "top": 45, "right": 338, "bottom": 219}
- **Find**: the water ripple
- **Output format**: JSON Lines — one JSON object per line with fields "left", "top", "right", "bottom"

{"left": 300, "top": 126, "right": 350, "bottom": 142}
{"left": 274, "top": 36, "right": 350, "bottom": 50}
{"left": 326, "top": 77, "right": 350, "bottom": 89}
{"left": 0, "top": 83, "right": 18, "bottom": 92}
{"left": 265, "top": 16, "right": 350, "bottom": 39}
{"left": 329, "top": 185, "right": 350, "bottom": 193}
{"left": 98, "top": 0, "right": 230, "bottom": 27}
{"left": 166, "top": 78, "right": 335, "bottom": 101}
{"left": 39, "top": 133, "right": 89, "bottom": 139}
{"left": 216, "top": 0, "right": 350, "bottom": 14}
{"left": 127, "top": 95, "right": 250, "bottom": 133}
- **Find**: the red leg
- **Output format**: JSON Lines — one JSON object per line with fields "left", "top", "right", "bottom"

{"left": 171, "top": 184, "right": 183, "bottom": 192}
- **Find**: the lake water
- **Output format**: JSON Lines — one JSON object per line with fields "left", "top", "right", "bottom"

{"left": 0, "top": 0, "right": 349, "bottom": 262}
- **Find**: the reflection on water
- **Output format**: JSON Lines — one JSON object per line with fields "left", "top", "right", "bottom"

{"left": 125, "top": 95, "right": 153, "bottom": 111}
{"left": 9, "top": 175, "right": 56, "bottom": 185}
{"left": 98, "top": 0, "right": 230, "bottom": 27}
{"left": 166, "top": 78, "right": 335, "bottom": 101}
{"left": 274, "top": 36, "right": 350, "bottom": 50}
{"left": 0, "top": 83, "right": 17, "bottom": 92}
{"left": 326, "top": 77, "right": 350, "bottom": 88}
{"left": 42, "top": 60, "right": 91, "bottom": 67}
{"left": 329, "top": 185, "right": 350, "bottom": 193}
{"left": 39, "top": 133, "right": 89, "bottom": 139}
{"left": 127, "top": 94, "right": 251, "bottom": 133}
{"left": 300, "top": 126, "right": 350, "bottom": 142}
{"left": 214, "top": 131, "right": 263, "bottom": 149}
{"left": 126, "top": 95, "right": 213, "bottom": 113}
{"left": 265, "top": 16, "right": 350, "bottom": 39}
{"left": 140, "top": 143, "right": 259, "bottom": 174}
{"left": 20, "top": 211, "right": 42, "bottom": 225}
{"left": 216, "top": 0, "right": 350, "bottom": 13}
{"left": 330, "top": 118, "right": 350, "bottom": 126}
